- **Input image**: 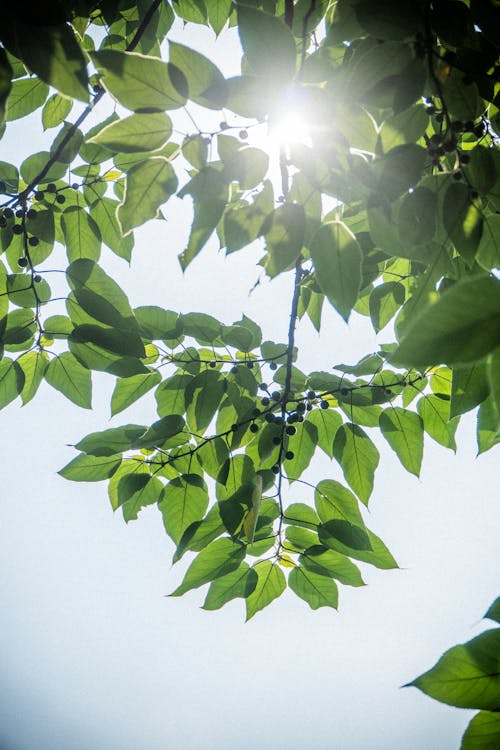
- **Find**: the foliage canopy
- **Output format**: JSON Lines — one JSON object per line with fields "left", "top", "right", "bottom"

{"left": 1, "top": 1, "right": 499, "bottom": 746}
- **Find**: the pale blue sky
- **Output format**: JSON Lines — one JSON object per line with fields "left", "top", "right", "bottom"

{"left": 0, "top": 20, "right": 499, "bottom": 750}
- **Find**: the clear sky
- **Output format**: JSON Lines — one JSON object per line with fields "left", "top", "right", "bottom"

{"left": 0, "top": 19, "right": 499, "bottom": 750}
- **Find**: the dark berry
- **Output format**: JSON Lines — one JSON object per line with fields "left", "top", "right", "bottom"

{"left": 271, "top": 465, "right": 280, "bottom": 475}
{"left": 306, "top": 390, "right": 315, "bottom": 399}
{"left": 453, "top": 170, "right": 463, "bottom": 180}
{"left": 272, "top": 436, "right": 281, "bottom": 446}
{"left": 71, "top": 183, "right": 79, "bottom": 190}
{"left": 269, "top": 362, "right": 277, "bottom": 371}
{"left": 12, "top": 224, "right": 23, "bottom": 235}
{"left": 287, "top": 413, "right": 297, "bottom": 423}
{"left": 239, "top": 129, "right": 248, "bottom": 139}
{"left": 250, "top": 423, "right": 259, "bottom": 433}
{"left": 34, "top": 191, "right": 44, "bottom": 201}
{"left": 384, "top": 388, "right": 392, "bottom": 396}
{"left": 46, "top": 183, "right": 57, "bottom": 193}
{"left": 230, "top": 365, "right": 238, "bottom": 374}
{"left": 219, "top": 121, "right": 229, "bottom": 130}
{"left": 271, "top": 391, "right": 281, "bottom": 401}
{"left": 261, "top": 396, "right": 270, "bottom": 406}
{"left": 28, "top": 236, "right": 39, "bottom": 246}
{"left": 4, "top": 207, "right": 14, "bottom": 219}
{"left": 296, "top": 402, "right": 306, "bottom": 413}
{"left": 18, "top": 257, "right": 28, "bottom": 267}
{"left": 320, "top": 400, "right": 329, "bottom": 409}
{"left": 246, "top": 361, "right": 254, "bottom": 368}
{"left": 231, "top": 423, "right": 238, "bottom": 431}
{"left": 274, "top": 417, "right": 284, "bottom": 425}
{"left": 252, "top": 408, "right": 260, "bottom": 417}
{"left": 27, "top": 209, "right": 37, "bottom": 220}
{"left": 297, "top": 415, "right": 304, "bottom": 423}
{"left": 286, "top": 425, "right": 296, "bottom": 436}
{"left": 285, "top": 451, "right": 294, "bottom": 461}
{"left": 259, "top": 383, "right": 267, "bottom": 390}
{"left": 15, "top": 209, "right": 24, "bottom": 218}
{"left": 470, "top": 190, "right": 479, "bottom": 200}
{"left": 33, "top": 274, "right": 42, "bottom": 283}
{"left": 209, "top": 360, "right": 216, "bottom": 368}
{"left": 340, "top": 388, "right": 349, "bottom": 396}
{"left": 265, "top": 412, "right": 274, "bottom": 423}
{"left": 56, "top": 194, "right": 66, "bottom": 204}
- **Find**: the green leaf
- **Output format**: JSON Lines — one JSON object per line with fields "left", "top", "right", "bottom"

{"left": 178, "top": 167, "right": 229, "bottom": 269}
{"left": 44, "top": 352, "right": 91, "bottom": 408}
{"left": 461, "top": 712, "right": 500, "bottom": 750}
{"left": 135, "top": 415, "right": 185, "bottom": 449}
{"left": 369, "top": 282, "right": 405, "bottom": 333}
{"left": 59, "top": 453, "right": 122, "bottom": 482}
{"left": 450, "top": 363, "right": 489, "bottom": 418}
{"left": 318, "top": 520, "right": 372, "bottom": 552}
{"left": 374, "top": 144, "right": 427, "bottom": 199}
{"left": 135, "top": 306, "right": 182, "bottom": 341}
{"left": 42, "top": 93, "right": 73, "bottom": 130}
{"left": 477, "top": 396, "right": 500, "bottom": 455}
{"left": 202, "top": 563, "right": 258, "bottom": 610}
{"left": 91, "top": 50, "right": 186, "bottom": 111}
{"left": 111, "top": 371, "right": 161, "bottom": 416}
{"left": 159, "top": 474, "right": 209, "bottom": 545}
{"left": 68, "top": 326, "right": 149, "bottom": 377}
{"left": 443, "top": 183, "right": 483, "bottom": 264}
{"left": 88, "top": 112, "right": 172, "bottom": 154}
{"left": 306, "top": 408, "right": 342, "bottom": 458}
{"left": 117, "top": 157, "right": 178, "bottom": 235}
{"left": 245, "top": 561, "right": 286, "bottom": 620}
{"left": 186, "top": 370, "right": 225, "bottom": 433}
{"left": 300, "top": 546, "right": 365, "bottom": 587}
{"left": 0, "top": 358, "right": 24, "bottom": 409}
{"left": 284, "top": 421, "right": 318, "bottom": 480}
{"left": 379, "top": 407, "right": 424, "bottom": 476}
{"left": 206, "top": 0, "right": 232, "bottom": 35}
{"left": 66, "top": 260, "right": 144, "bottom": 354}
{"left": 484, "top": 598, "right": 500, "bottom": 624}
{"left": 315, "top": 479, "right": 365, "bottom": 526}
{"left": 92, "top": 197, "right": 134, "bottom": 260}
{"left": 17, "top": 349, "right": 49, "bottom": 405}
{"left": 487, "top": 347, "right": 500, "bottom": 431}
{"left": 417, "top": 394, "right": 458, "bottom": 450}
{"left": 169, "top": 42, "right": 226, "bottom": 109}
{"left": 75, "top": 424, "right": 146, "bottom": 457}
{"left": 170, "top": 538, "right": 246, "bottom": 597}
{"left": 173, "top": 504, "right": 225, "bottom": 563}
{"left": 333, "top": 423, "right": 380, "bottom": 504}
{"left": 14, "top": 22, "right": 88, "bottom": 101}
{"left": 61, "top": 207, "right": 102, "bottom": 262}
{"left": 237, "top": 6, "right": 297, "bottom": 83}
{"left": 284, "top": 502, "right": 320, "bottom": 530}
{"left": 288, "top": 566, "right": 338, "bottom": 610}
{"left": 263, "top": 203, "right": 305, "bottom": 277}
{"left": 409, "top": 629, "right": 500, "bottom": 711}
{"left": 310, "top": 221, "right": 362, "bottom": 321}
{"left": 391, "top": 276, "right": 500, "bottom": 368}
{"left": 118, "top": 473, "right": 163, "bottom": 522}
{"left": 7, "top": 78, "right": 49, "bottom": 121}
{"left": 477, "top": 214, "right": 500, "bottom": 271}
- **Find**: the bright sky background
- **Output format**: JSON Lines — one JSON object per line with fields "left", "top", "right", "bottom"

{"left": 1, "top": 19, "right": 499, "bottom": 750}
